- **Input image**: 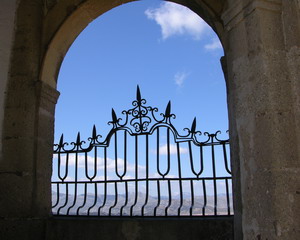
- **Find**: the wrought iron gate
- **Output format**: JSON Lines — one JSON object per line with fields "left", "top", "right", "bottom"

{"left": 52, "top": 86, "right": 232, "bottom": 217}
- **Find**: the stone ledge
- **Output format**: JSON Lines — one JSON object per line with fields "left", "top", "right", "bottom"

{"left": 0, "top": 216, "right": 234, "bottom": 240}
{"left": 46, "top": 216, "right": 234, "bottom": 240}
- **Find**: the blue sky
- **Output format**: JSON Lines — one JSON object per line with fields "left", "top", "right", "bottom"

{"left": 55, "top": 0, "right": 228, "bottom": 143}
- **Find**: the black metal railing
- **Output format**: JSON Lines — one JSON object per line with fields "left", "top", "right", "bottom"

{"left": 52, "top": 86, "right": 233, "bottom": 217}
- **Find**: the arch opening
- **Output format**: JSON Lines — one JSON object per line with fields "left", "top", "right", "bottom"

{"left": 50, "top": 0, "right": 232, "bottom": 218}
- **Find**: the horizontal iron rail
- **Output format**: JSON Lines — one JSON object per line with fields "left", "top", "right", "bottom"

{"left": 52, "top": 177, "right": 232, "bottom": 184}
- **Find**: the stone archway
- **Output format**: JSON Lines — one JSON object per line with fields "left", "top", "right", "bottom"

{"left": 1, "top": 0, "right": 300, "bottom": 239}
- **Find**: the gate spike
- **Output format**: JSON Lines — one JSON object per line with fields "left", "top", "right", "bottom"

{"left": 136, "top": 85, "right": 141, "bottom": 102}
{"left": 191, "top": 117, "right": 197, "bottom": 133}
{"left": 165, "top": 101, "right": 171, "bottom": 117}
{"left": 111, "top": 108, "right": 117, "bottom": 123}
{"left": 76, "top": 132, "right": 81, "bottom": 144}
{"left": 59, "top": 134, "right": 64, "bottom": 146}
{"left": 92, "top": 125, "right": 97, "bottom": 138}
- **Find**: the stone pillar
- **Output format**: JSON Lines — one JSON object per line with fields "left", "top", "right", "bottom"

{"left": 34, "top": 82, "right": 60, "bottom": 216}
{"left": 0, "top": 80, "right": 59, "bottom": 238}
{"left": 222, "top": 0, "right": 300, "bottom": 239}
{"left": 0, "top": 1, "right": 59, "bottom": 239}
{"left": 0, "top": 0, "right": 18, "bottom": 162}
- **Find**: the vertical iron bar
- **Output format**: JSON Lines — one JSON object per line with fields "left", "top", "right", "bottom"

{"left": 64, "top": 153, "right": 69, "bottom": 181}
{"left": 225, "top": 178, "right": 230, "bottom": 215}
{"left": 52, "top": 183, "right": 60, "bottom": 211}
{"left": 66, "top": 149, "right": 79, "bottom": 215}
{"left": 165, "top": 128, "right": 171, "bottom": 176}
{"left": 58, "top": 153, "right": 69, "bottom": 181}
{"left": 86, "top": 147, "right": 98, "bottom": 215}
{"left": 85, "top": 152, "right": 89, "bottom": 180}
{"left": 65, "top": 153, "right": 69, "bottom": 180}
{"left": 176, "top": 142, "right": 183, "bottom": 216}
{"left": 109, "top": 182, "right": 118, "bottom": 216}
{"left": 154, "top": 180, "right": 161, "bottom": 216}
{"left": 223, "top": 143, "right": 231, "bottom": 174}
{"left": 98, "top": 147, "right": 107, "bottom": 216}
{"left": 64, "top": 153, "right": 70, "bottom": 181}
{"left": 202, "top": 179, "right": 207, "bottom": 216}
{"left": 93, "top": 147, "right": 97, "bottom": 180}
{"left": 57, "top": 153, "right": 62, "bottom": 180}
{"left": 130, "top": 135, "right": 139, "bottom": 216}
{"left": 77, "top": 183, "right": 87, "bottom": 215}
{"left": 199, "top": 145, "right": 204, "bottom": 176}
{"left": 157, "top": 128, "right": 162, "bottom": 176}
{"left": 188, "top": 142, "right": 198, "bottom": 177}
{"left": 123, "top": 131, "right": 127, "bottom": 179}
{"left": 87, "top": 183, "right": 98, "bottom": 216}
{"left": 115, "top": 132, "right": 120, "bottom": 178}
{"left": 211, "top": 137, "right": 217, "bottom": 216}
{"left": 190, "top": 180, "right": 194, "bottom": 216}
{"left": 120, "top": 181, "right": 128, "bottom": 216}
{"left": 141, "top": 134, "right": 149, "bottom": 216}
{"left": 165, "top": 180, "right": 172, "bottom": 216}
{"left": 57, "top": 183, "right": 69, "bottom": 215}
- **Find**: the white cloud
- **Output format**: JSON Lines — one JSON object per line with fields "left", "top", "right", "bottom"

{"left": 53, "top": 155, "right": 144, "bottom": 175}
{"left": 152, "top": 143, "right": 188, "bottom": 155}
{"left": 145, "top": 2, "right": 208, "bottom": 40}
{"left": 174, "top": 71, "right": 188, "bottom": 87}
{"left": 204, "top": 37, "right": 222, "bottom": 50}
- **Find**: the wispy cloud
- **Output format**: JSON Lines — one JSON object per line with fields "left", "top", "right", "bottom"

{"left": 145, "top": 2, "right": 208, "bottom": 40}
{"left": 204, "top": 37, "right": 222, "bottom": 50}
{"left": 54, "top": 155, "right": 144, "bottom": 174}
{"left": 151, "top": 144, "right": 188, "bottom": 155}
{"left": 174, "top": 71, "right": 188, "bottom": 88}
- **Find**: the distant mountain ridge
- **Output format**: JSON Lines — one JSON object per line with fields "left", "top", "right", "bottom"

{"left": 52, "top": 191, "right": 233, "bottom": 216}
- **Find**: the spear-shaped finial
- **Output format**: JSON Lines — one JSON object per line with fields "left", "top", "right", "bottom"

{"left": 59, "top": 134, "right": 64, "bottom": 146}
{"left": 92, "top": 125, "right": 97, "bottom": 139}
{"left": 190, "top": 117, "right": 197, "bottom": 133}
{"left": 76, "top": 132, "right": 81, "bottom": 145}
{"left": 136, "top": 85, "right": 141, "bottom": 102}
{"left": 111, "top": 108, "right": 117, "bottom": 123}
{"left": 165, "top": 101, "right": 171, "bottom": 117}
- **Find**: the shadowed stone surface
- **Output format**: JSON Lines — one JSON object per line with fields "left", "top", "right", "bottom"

{"left": 46, "top": 217, "right": 233, "bottom": 240}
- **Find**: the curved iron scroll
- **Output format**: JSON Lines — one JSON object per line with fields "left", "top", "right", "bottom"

{"left": 52, "top": 86, "right": 232, "bottom": 217}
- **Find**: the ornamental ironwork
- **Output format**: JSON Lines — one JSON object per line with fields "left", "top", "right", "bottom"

{"left": 52, "top": 86, "right": 232, "bottom": 217}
